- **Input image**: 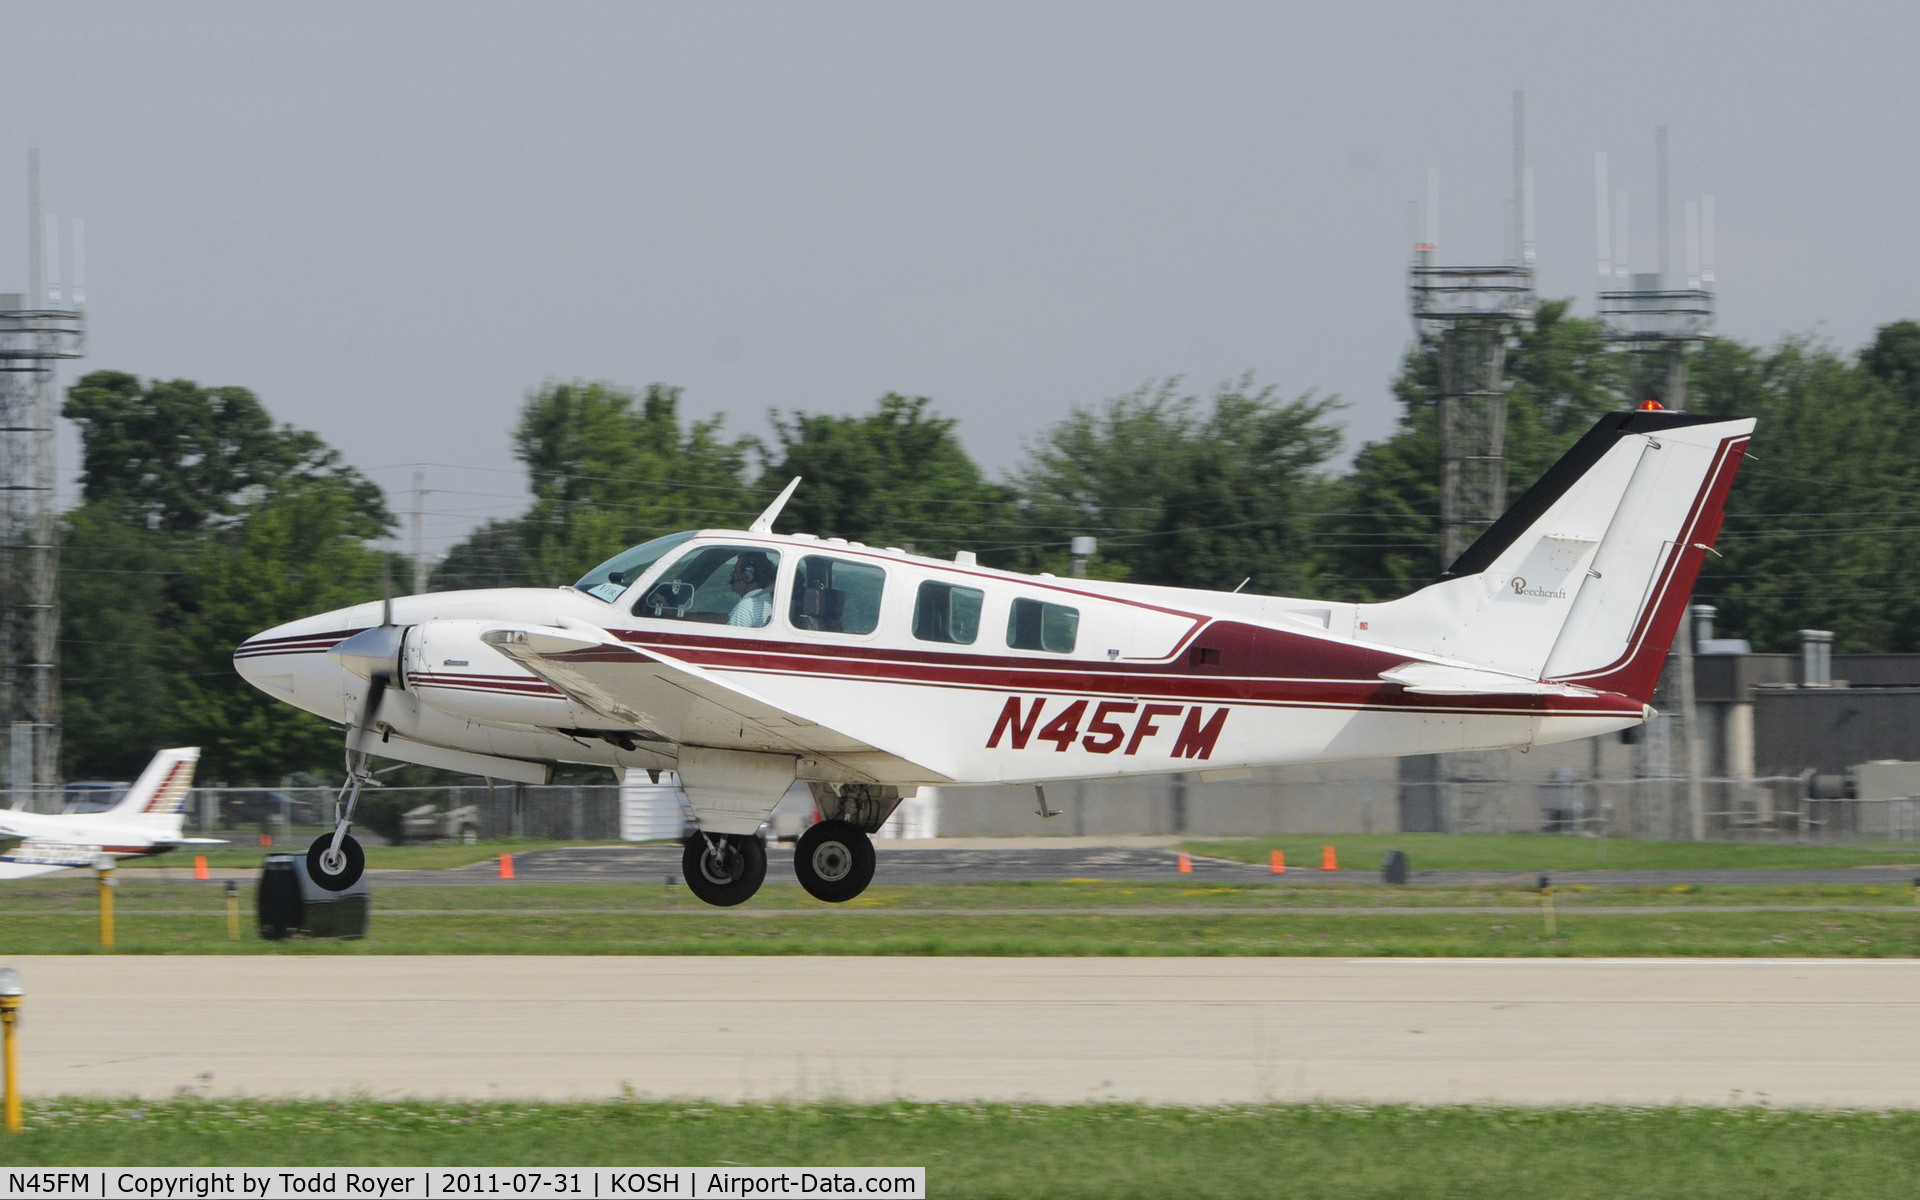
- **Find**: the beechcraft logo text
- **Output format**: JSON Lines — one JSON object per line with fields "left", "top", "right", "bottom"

{"left": 986, "top": 697, "right": 1227, "bottom": 759}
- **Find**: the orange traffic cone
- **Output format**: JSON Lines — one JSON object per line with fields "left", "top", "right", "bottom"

{"left": 193, "top": 856, "right": 209, "bottom": 880}
{"left": 1271, "top": 849, "right": 1286, "bottom": 874}
{"left": 1321, "top": 845, "right": 1338, "bottom": 871}
{"left": 1176, "top": 852, "right": 1192, "bottom": 874}
{"left": 258, "top": 833, "right": 272, "bottom": 847}
{"left": 499, "top": 853, "right": 515, "bottom": 879}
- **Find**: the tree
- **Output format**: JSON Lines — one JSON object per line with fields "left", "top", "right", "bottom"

{"left": 1013, "top": 376, "right": 1343, "bottom": 593}
{"left": 447, "top": 382, "right": 757, "bottom": 589}
{"left": 59, "top": 371, "right": 393, "bottom": 782}
{"left": 1316, "top": 301, "right": 1627, "bottom": 601}
{"left": 760, "top": 394, "right": 1021, "bottom": 562}
{"left": 1687, "top": 331, "right": 1918, "bottom": 652}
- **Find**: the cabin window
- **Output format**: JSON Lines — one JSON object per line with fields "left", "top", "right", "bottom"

{"left": 791, "top": 556, "right": 886, "bottom": 635}
{"left": 632, "top": 545, "right": 781, "bottom": 628}
{"left": 1007, "top": 597, "right": 1078, "bottom": 653}
{"left": 912, "top": 581, "right": 984, "bottom": 645}
{"left": 574, "top": 531, "right": 697, "bottom": 602}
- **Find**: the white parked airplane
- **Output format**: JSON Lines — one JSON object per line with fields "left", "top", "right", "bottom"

{"left": 235, "top": 409, "right": 1751, "bottom": 905}
{"left": 0, "top": 747, "right": 221, "bottom": 879}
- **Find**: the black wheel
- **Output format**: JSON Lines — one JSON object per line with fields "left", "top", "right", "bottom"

{"left": 793, "top": 819, "right": 876, "bottom": 903}
{"left": 681, "top": 833, "right": 767, "bottom": 907}
{"left": 305, "top": 833, "right": 365, "bottom": 891}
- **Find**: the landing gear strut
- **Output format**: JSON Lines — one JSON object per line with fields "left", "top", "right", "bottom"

{"left": 307, "top": 760, "right": 373, "bottom": 892}
{"left": 682, "top": 832, "right": 768, "bottom": 907}
{"left": 793, "top": 819, "right": 875, "bottom": 903}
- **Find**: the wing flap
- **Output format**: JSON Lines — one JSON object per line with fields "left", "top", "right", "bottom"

{"left": 480, "top": 624, "right": 948, "bottom": 784}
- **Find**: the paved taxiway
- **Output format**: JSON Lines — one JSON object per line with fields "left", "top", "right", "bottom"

{"left": 11, "top": 956, "right": 1920, "bottom": 1107}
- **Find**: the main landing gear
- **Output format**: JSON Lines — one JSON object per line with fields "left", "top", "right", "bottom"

{"left": 793, "top": 819, "right": 876, "bottom": 903}
{"left": 682, "top": 832, "right": 768, "bottom": 907}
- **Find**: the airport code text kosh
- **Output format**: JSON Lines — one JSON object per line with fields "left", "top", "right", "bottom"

{"left": 2, "top": 1172, "right": 923, "bottom": 1200}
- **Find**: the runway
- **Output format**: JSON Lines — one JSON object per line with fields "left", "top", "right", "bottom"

{"left": 10, "top": 956, "right": 1920, "bottom": 1107}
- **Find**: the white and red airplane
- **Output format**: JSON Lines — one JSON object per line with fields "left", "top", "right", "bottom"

{"left": 235, "top": 409, "right": 1751, "bottom": 905}
{"left": 0, "top": 747, "right": 219, "bottom": 879}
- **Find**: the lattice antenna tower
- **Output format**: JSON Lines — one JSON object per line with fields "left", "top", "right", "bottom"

{"left": 1595, "top": 127, "right": 1715, "bottom": 405}
{"left": 0, "top": 150, "right": 84, "bottom": 801}
{"left": 1595, "top": 128, "right": 1717, "bottom": 841}
{"left": 1410, "top": 91, "right": 1537, "bottom": 569}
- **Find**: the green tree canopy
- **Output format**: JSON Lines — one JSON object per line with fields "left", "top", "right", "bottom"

{"left": 60, "top": 372, "right": 393, "bottom": 782}
{"left": 759, "top": 394, "right": 1021, "bottom": 562}
{"left": 1012, "top": 376, "right": 1342, "bottom": 592}
{"left": 1316, "top": 300, "right": 1627, "bottom": 601}
{"left": 434, "top": 382, "right": 755, "bottom": 590}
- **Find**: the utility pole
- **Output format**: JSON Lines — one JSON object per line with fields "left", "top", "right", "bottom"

{"left": 412, "top": 471, "right": 428, "bottom": 595}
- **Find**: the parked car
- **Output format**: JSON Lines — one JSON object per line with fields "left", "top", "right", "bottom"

{"left": 220, "top": 790, "right": 321, "bottom": 829}
{"left": 400, "top": 803, "right": 481, "bottom": 843}
{"left": 61, "top": 781, "right": 129, "bottom": 814}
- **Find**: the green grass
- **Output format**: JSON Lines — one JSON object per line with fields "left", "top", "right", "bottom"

{"left": 2, "top": 1098, "right": 1918, "bottom": 1198}
{"left": 1184, "top": 831, "right": 1920, "bottom": 872}
{"left": 115, "top": 839, "right": 630, "bottom": 872}
{"left": 3, "top": 877, "right": 1919, "bottom": 956}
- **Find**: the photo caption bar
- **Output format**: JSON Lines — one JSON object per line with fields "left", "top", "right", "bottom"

{"left": 2, "top": 1170, "right": 925, "bottom": 1200}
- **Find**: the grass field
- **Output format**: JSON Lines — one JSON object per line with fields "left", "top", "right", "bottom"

{"left": 3, "top": 876, "right": 1918, "bottom": 956}
{"left": 0, "top": 1098, "right": 1916, "bottom": 1199}
{"left": 1182, "top": 831, "right": 1920, "bottom": 872}
{"left": 118, "top": 832, "right": 1920, "bottom": 876}
{"left": 114, "top": 839, "right": 616, "bottom": 871}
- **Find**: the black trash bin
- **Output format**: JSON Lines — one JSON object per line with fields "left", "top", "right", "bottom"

{"left": 1381, "top": 849, "right": 1410, "bottom": 886}
{"left": 256, "top": 853, "right": 370, "bottom": 940}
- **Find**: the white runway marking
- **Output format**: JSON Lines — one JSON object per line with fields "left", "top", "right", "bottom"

{"left": 8, "top": 956, "right": 1919, "bottom": 1107}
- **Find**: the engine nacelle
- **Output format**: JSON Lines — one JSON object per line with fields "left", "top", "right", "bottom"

{"left": 405, "top": 619, "right": 597, "bottom": 728}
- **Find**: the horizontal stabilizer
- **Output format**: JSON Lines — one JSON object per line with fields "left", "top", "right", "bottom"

{"left": 1380, "top": 662, "right": 1597, "bottom": 697}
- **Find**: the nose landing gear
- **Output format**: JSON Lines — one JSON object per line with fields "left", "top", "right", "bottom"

{"left": 682, "top": 832, "right": 768, "bottom": 907}
{"left": 793, "top": 819, "right": 876, "bottom": 903}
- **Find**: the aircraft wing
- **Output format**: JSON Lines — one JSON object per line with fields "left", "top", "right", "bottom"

{"left": 479, "top": 623, "right": 947, "bottom": 784}
{"left": 154, "top": 837, "right": 228, "bottom": 847}
{"left": 1380, "top": 661, "right": 1613, "bottom": 698}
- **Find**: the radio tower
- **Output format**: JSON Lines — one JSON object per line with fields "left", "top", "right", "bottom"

{"left": 1400, "top": 94, "right": 1537, "bottom": 835}
{"left": 0, "top": 151, "right": 84, "bottom": 804}
{"left": 1594, "top": 128, "right": 1716, "bottom": 840}
{"left": 1411, "top": 93, "right": 1538, "bottom": 565}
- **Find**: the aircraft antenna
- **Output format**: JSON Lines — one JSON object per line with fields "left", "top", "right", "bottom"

{"left": 749, "top": 477, "right": 802, "bottom": 534}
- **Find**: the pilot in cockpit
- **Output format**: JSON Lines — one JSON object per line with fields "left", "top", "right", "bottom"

{"left": 726, "top": 552, "right": 777, "bottom": 627}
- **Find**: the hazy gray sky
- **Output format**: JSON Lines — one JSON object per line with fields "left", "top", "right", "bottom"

{"left": 2, "top": 2, "right": 1913, "bottom": 557}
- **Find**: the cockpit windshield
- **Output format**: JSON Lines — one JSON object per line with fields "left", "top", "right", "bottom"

{"left": 573, "top": 531, "right": 698, "bottom": 602}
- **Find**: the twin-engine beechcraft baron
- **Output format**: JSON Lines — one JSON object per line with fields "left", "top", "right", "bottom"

{"left": 235, "top": 409, "right": 1751, "bottom": 906}
{"left": 0, "top": 748, "right": 218, "bottom": 879}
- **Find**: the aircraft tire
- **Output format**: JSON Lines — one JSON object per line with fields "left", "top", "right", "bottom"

{"left": 793, "top": 819, "right": 876, "bottom": 903}
{"left": 305, "top": 833, "right": 365, "bottom": 892}
{"left": 682, "top": 832, "right": 767, "bottom": 907}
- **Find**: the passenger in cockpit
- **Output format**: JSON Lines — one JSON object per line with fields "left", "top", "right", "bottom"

{"left": 726, "top": 552, "right": 777, "bottom": 628}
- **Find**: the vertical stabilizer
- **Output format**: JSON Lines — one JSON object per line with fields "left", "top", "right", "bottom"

{"left": 107, "top": 747, "right": 201, "bottom": 821}
{"left": 1359, "top": 412, "right": 1752, "bottom": 702}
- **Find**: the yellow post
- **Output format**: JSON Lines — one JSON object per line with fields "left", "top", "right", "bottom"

{"left": 226, "top": 881, "right": 240, "bottom": 940}
{"left": 1538, "top": 873, "right": 1556, "bottom": 937}
{"left": 95, "top": 855, "right": 116, "bottom": 950}
{"left": 1, "top": 966, "right": 22, "bottom": 1133}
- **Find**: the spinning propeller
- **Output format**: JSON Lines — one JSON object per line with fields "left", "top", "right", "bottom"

{"left": 327, "top": 579, "right": 405, "bottom": 757}
{"left": 310, "top": 573, "right": 406, "bottom": 891}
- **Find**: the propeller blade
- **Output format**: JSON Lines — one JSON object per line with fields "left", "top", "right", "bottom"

{"left": 381, "top": 562, "right": 394, "bottom": 627}
{"left": 350, "top": 670, "right": 390, "bottom": 757}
